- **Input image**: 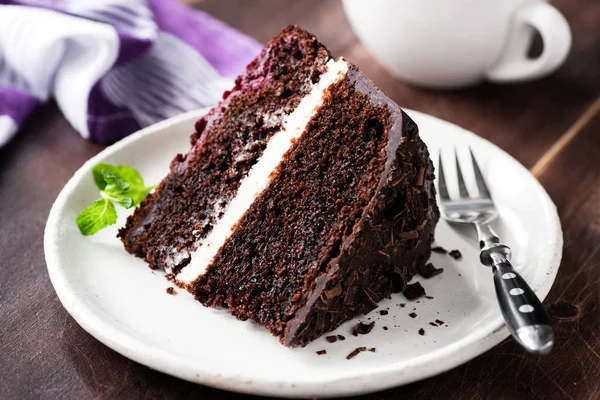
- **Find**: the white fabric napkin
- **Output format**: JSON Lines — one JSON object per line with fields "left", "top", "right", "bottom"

{"left": 0, "top": 0, "right": 261, "bottom": 146}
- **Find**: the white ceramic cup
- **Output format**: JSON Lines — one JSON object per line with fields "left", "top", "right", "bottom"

{"left": 342, "top": 0, "right": 572, "bottom": 89}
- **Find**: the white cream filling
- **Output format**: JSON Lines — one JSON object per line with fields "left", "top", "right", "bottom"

{"left": 176, "top": 58, "right": 348, "bottom": 285}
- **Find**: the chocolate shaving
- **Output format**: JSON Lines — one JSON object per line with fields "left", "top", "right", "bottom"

{"left": 346, "top": 347, "right": 367, "bottom": 360}
{"left": 337, "top": 334, "right": 346, "bottom": 341}
{"left": 400, "top": 230, "right": 419, "bottom": 241}
{"left": 389, "top": 268, "right": 407, "bottom": 293}
{"left": 369, "top": 348, "right": 376, "bottom": 352}
{"left": 449, "top": 249, "right": 462, "bottom": 259}
{"left": 414, "top": 166, "right": 425, "bottom": 187}
{"left": 361, "top": 287, "right": 379, "bottom": 310}
{"left": 352, "top": 321, "right": 375, "bottom": 336}
{"left": 379, "top": 310, "right": 388, "bottom": 316}
{"left": 166, "top": 287, "right": 175, "bottom": 295}
{"left": 316, "top": 350, "right": 327, "bottom": 355}
{"left": 400, "top": 303, "right": 406, "bottom": 308}
{"left": 344, "top": 286, "right": 359, "bottom": 305}
{"left": 425, "top": 295, "right": 434, "bottom": 299}
{"left": 403, "top": 282, "right": 426, "bottom": 300}
{"left": 416, "top": 218, "right": 428, "bottom": 231}
{"left": 315, "top": 311, "right": 326, "bottom": 332}
{"left": 325, "top": 335, "right": 338, "bottom": 343}
{"left": 323, "top": 284, "right": 342, "bottom": 299}
{"left": 418, "top": 328, "right": 425, "bottom": 336}
{"left": 419, "top": 263, "right": 444, "bottom": 279}
{"left": 429, "top": 322, "right": 437, "bottom": 327}
{"left": 383, "top": 326, "right": 388, "bottom": 330}
{"left": 435, "top": 319, "right": 445, "bottom": 325}
{"left": 431, "top": 246, "right": 447, "bottom": 254}
{"left": 377, "top": 250, "right": 391, "bottom": 262}
{"left": 409, "top": 312, "right": 417, "bottom": 318}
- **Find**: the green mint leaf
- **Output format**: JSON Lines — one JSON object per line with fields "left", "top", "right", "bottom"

{"left": 116, "top": 195, "right": 134, "bottom": 209}
{"left": 93, "top": 163, "right": 144, "bottom": 191}
{"left": 110, "top": 165, "right": 144, "bottom": 188}
{"left": 104, "top": 171, "right": 130, "bottom": 192}
{"left": 101, "top": 181, "right": 148, "bottom": 209}
{"left": 76, "top": 198, "right": 117, "bottom": 236}
{"left": 92, "top": 164, "right": 110, "bottom": 190}
{"left": 98, "top": 164, "right": 149, "bottom": 208}
{"left": 78, "top": 163, "right": 155, "bottom": 236}
{"left": 131, "top": 184, "right": 156, "bottom": 206}
{"left": 99, "top": 191, "right": 134, "bottom": 209}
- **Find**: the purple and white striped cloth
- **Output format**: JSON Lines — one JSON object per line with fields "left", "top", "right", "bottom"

{"left": 0, "top": 0, "right": 262, "bottom": 146}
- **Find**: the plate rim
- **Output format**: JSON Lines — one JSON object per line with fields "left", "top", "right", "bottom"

{"left": 44, "top": 108, "right": 563, "bottom": 398}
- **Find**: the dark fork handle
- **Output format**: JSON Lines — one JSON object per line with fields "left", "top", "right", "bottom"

{"left": 492, "top": 259, "right": 554, "bottom": 354}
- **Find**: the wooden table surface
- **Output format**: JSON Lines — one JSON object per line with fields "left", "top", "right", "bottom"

{"left": 2, "top": 1, "right": 599, "bottom": 399}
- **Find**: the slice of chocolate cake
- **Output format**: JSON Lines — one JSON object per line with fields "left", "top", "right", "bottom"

{"left": 118, "top": 25, "right": 439, "bottom": 347}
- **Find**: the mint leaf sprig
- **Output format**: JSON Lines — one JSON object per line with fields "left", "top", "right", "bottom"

{"left": 76, "top": 163, "right": 156, "bottom": 236}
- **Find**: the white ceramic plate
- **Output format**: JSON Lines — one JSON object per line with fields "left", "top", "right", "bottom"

{"left": 45, "top": 108, "right": 562, "bottom": 398}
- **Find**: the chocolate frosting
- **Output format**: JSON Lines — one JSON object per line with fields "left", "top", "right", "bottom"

{"left": 283, "top": 64, "right": 439, "bottom": 346}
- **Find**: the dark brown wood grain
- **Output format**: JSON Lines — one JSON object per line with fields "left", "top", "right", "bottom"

{"left": 1, "top": 0, "right": 599, "bottom": 399}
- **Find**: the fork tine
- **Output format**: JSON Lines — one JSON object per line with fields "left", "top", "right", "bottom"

{"left": 469, "top": 147, "right": 492, "bottom": 199}
{"left": 437, "top": 152, "right": 451, "bottom": 201}
{"left": 454, "top": 148, "right": 471, "bottom": 198}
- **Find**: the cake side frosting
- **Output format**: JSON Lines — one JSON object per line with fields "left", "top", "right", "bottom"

{"left": 282, "top": 66, "right": 439, "bottom": 345}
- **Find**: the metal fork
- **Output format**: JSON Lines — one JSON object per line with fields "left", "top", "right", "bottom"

{"left": 437, "top": 148, "right": 554, "bottom": 354}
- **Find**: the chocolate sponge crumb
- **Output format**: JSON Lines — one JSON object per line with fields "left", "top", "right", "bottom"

{"left": 449, "top": 249, "right": 462, "bottom": 259}
{"left": 403, "top": 282, "right": 426, "bottom": 300}
{"left": 166, "top": 287, "right": 176, "bottom": 295}
{"left": 346, "top": 347, "right": 367, "bottom": 360}
{"left": 352, "top": 321, "right": 375, "bottom": 336}
{"left": 316, "top": 350, "right": 327, "bottom": 355}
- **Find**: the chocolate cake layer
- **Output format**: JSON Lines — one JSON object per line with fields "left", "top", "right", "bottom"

{"left": 190, "top": 64, "right": 439, "bottom": 346}
{"left": 118, "top": 26, "right": 331, "bottom": 272}
{"left": 119, "top": 26, "right": 439, "bottom": 347}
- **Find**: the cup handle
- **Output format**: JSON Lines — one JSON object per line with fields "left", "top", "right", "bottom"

{"left": 485, "top": 2, "right": 571, "bottom": 83}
